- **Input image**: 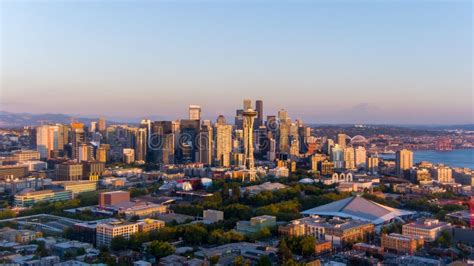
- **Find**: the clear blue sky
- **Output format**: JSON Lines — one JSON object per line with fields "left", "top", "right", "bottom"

{"left": 1, "top": 1, "right": 472, "bottom": 124}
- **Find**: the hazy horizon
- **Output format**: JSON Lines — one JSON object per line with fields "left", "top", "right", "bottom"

{"left": 1, "top": 1, "right": 472, "bottom": 124}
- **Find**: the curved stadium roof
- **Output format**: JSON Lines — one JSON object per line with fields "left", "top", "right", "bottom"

{"left": 301, "top": 195, "right": 414, "bottom": 225}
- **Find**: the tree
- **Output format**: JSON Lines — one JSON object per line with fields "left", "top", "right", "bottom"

{"left": 35, "top": 241, "right": 48, "bottom": 257}
{"left": 111, "top": 236, "right": 129, "bottom": 251}
{"left": 147, "top": 240, "right": 175, "bottom": 259}
{"left": 209, "top": 255, "right": 220, "bottom": 265}
{"left": 180, "top": 224, "right": 208, "bottom": 245}
{"left": 435, "top": 230, "right": 452, "bottom": 248}
{"left": 129, "top": 215, "right": 140, "bottom": 222}
{"left": 63, "top": 227, "right": 74, "bottom": 240}
{"left": 282, "top": 259, "right": 299, "bottom": 266}
{"left": 223, "top": 204, "right": 253, "bottom": 220}
{"left": 0, "top": 209, "right": 15, "bottom": 219}
{"left": 233, "top": 256, "right": 249, "bottom": 266}
{"left": 256, "top": 255, "right": 272, "bottom": 266}
{"left": 278, "top": 239, "right": 293, "bottom": 262}
{"left": 257, "top": 227, "right": 272, "bottom": 239}
{"left": 300, "top": 236, "right": 315, "bottom": 257}
{"left": 285, "top": 235, "right": 315, "bottom": 257}
{"left": 128, "top": 232, "right": 150, "bottom": 251}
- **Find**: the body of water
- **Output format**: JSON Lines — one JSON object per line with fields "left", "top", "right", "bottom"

{"left": 380, "top": 149, "right": 474, "bottom": 169}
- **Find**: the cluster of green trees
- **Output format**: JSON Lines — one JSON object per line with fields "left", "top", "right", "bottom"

{"left": 18, "top": 191, "right": 100, "bottom": 220}
{"left": 255, "top": 200, "right": 301, "bottom": 221}
{"left": 283, "top": 236, "right": 316, "bottom": 257}
{"left": 129, "top": 182, "right": 163, "bottom": 198}
{"left": 109, "top": 223, "right": 248, "bottom": 253}
{"left": 110, "top": 234, "right": 175, "bottom": 259}
{"left": 243, "top": 187, "right": 300, "bottom": 207}
{"left": 0, "top": 209, "right": 15, "bottom": 219}
{"left": 435, "top": 230, "right": 453, "bottom": 248}
{"left": 380, "top": 222, "right": 403, "bottom": 234}
{"left": 277, "top": 239, "right": 310, "bottom": 266}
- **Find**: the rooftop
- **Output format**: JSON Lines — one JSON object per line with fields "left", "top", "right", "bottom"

{"left": 404, "top": 219, "right": 450, "bottom": 230}
{"left": 301, "top": 195, "right": 414, "bottom": 225}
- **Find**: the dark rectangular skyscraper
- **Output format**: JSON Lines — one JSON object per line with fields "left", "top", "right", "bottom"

{"left": 256, "top": 100, "right": 263, "bottom": 127}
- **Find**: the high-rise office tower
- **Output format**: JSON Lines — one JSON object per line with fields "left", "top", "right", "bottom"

{"left": 255, "top": 100, "right": 263, "bottom": 127}
{"left": 298, "top": 126, "right": 310, "bottom": 145}
{"left": 279, "top": 121, "right": 290, "bottom": 153}
{"left": 189, "top": 105, "right": 201, "bottom": 120}
{"left": 70, "top": 122, "right": 85, "bottom": 160}
{"left": 242, "top": 108, "right": 257, "bottom": 170}
{"left": 152, "top": 121, "right": 175, "bottom": 164}
{"left": 267, "top": 138, "right": 276, "bottom": 161}
{"left": 58, "top": 124, "right": 69, "bottom": 151}
{"left": 78, "top": 143, "right": 93, "bottom": 162}
{"left": 311, "top": 154, "right": 325, "bottom": 173}
{"left": 36, "top": 125, "right": 53, "bottom": 159}
{"left": 289, "top": 137, "right": 300, "bottom": 157}
{"left": 396, "top": 149, "right": 413, "bottom": 176}
{"left": 36, "top": 124, "right": 69, "bottom": 159}
{"left": 197, "top": 124, "right": 213, "bottom": 165}
{"left": 214, "top": 122, "right": 233, "bottom": 167}
{"left": 331, "top": 144, "right": 344, "bottom": 170}
{"left": 266, "top": 115, "right": 277, "bottom": 129}
{"left": 216, "top": 115, "right": 226, "bottom": 125}
{"left": 97, "top": 144, "right": 109, "bottom": 163}
{"left": 278, "top": 109, "right": 289, "bottom": 122}
{"left": 89, "top": 121, "right": 97, "bottom": 133}
{"left": 354, "top": 146, "right": 367, "bottom": 169}
{"left": 337, "top": 133, "right": 347, "bottom": 148}
{"left": 98, "top": 118, "right": 106, "bottom": 132}
{"left": 134, "top": 128, "right": 147, "bottom": 162}
{"left": 178, "top": 119, "right": 200, "bottom": 163}
{"left": 295, "top": 118, "right": 303, "bottom": 128}
{"left": 255, "top": 126, "right": 268, "bottom": 156}
{"left": 234, "top": 109, "right": 244, "bottom": 130}
{"left": 323, "top": 139, "right": 334, "bottom": 155}
{"left": 289, "top": 122, "right": 297, "bottom": 137}
{"left": 243, "top": 99, "right": 252, "bottom": 110}
{"left": 202, "top": 119, "right": 212, "bottom": 128}
{"left": 343, "top": 147, "right": 355, "bottom": 170}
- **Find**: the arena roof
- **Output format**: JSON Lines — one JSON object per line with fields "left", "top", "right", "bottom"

{"left": 301, "top": 195, "right": 414, "bottom": 225}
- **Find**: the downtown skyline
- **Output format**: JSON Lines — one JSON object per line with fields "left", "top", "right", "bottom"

{"left": 1, "top": 1, "right": 472, "bottom": 124}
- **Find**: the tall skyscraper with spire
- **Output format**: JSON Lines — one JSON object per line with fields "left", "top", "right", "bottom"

{"left": 242, "top": 108, "right": 257, "bottom": 179}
